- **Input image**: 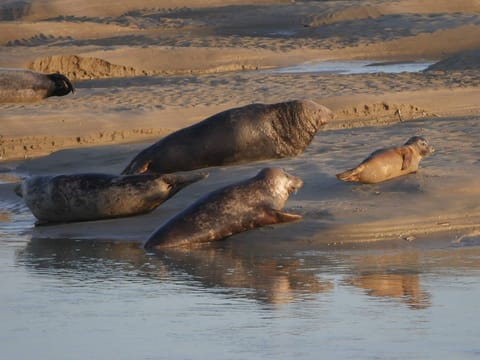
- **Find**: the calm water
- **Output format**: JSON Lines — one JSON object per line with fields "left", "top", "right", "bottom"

{"left": 2, "top": 199, "right": 480, "bottom": 360}
{"left": 267, "top": 60, "right": 434, "bottom": 75}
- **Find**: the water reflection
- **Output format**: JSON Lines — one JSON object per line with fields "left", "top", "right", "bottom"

{"left": 17, "top": 238, "right": 333, "bottom": 305}
{"left": 157, "top": 246, "right": 334, "bottom": 305}
{"left": 266, "top": 60, "right": 434, "bottom": 75}
{"left": 343, "top": 251, "right": 431, "bottom": 309}
{"left": 346, "top": 273, "right": 430, "bottom": 309}
{"left": 16, "top": 235, "right": 450, "bottom": 309}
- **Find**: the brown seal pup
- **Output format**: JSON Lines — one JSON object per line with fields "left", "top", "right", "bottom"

{"left": 14, "top": 172, "right": 207, "bottom": 223}
{"left": 122, "top": 100, "right": 333, "bottom": 175}
{"left": 0, "top": 68, "right": 74, "bottom": 103}
{"left": 144, "top": 167, "right": 303, "bottom": 249}
{"left": 336, "top": 136, "right": 434, "bottom": 184}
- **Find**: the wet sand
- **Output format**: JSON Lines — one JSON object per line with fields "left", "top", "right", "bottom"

{"left": 1, "top": 0, "right": 480, "bottom": 247}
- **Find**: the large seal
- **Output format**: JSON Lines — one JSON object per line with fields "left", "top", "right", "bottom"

{"left": 14, "top": 172, "right": 207, "bottom": 223}
{"left": 122, "top": 100, "right": 334, "bottom": 175}
{"left": 144, "top": 167, "right": 303, "bottom": 249}
{"left": 336, "top": 136, "right": 434, "bottom": 184}
{"left": 0, "top": 68, "right": 74, "bottom": 103}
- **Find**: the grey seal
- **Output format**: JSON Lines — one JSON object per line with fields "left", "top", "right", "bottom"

{"left": 15, "top": 172, "right": 207, "bottom": 223}
{"left": 144, "top": 167, "right": 303, "bottom": 249}
{"left": 0, "top": 68, "right": 74, "bottom": 102}
{"left": 122, "top": 100, "right": 333, "bottom": 174}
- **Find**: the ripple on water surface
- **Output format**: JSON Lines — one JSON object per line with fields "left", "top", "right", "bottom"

{"left": 267, "top": 60, "right": 434, "bottom": 74}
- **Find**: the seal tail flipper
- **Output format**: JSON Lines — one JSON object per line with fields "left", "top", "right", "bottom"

{"left": 336, "top": 166, "right": 363, "bottom": 182}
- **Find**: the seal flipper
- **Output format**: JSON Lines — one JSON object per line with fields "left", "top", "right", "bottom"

{"left": 401, "top": 148, "right": 413, "bottom": 170}
{"left": 336, "top": 164, "right": 364, "bottom": 182}
{"left": 257, "top": 208, "right": 302, "bottom": 226}
{"left": 275, "top": 211, "right": 302, "bottom": 223}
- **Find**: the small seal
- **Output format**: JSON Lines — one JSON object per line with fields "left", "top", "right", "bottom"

{"left": 336, "top": 136, "right": 434, "bottom": 184}
{"left": 144, "top": 167, "right": 303, "bottom": 249}
{"left": 15, "top": 172, "right": 207, "bottom": 223}
{"left": 0, "top": 68, "right": 74, "bottom": 103}
{"left": 122, "top": 100, "right": 333, "bottom": 175}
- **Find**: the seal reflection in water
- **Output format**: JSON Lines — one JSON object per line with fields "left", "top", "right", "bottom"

{"left": 15, "top": 172, "right": 207, "bottom": 223}
{"left": 0, "top": 68, "right": 75, "bottom": 103}
{"left": 144, "top": 168, "right": 303, "bottom": 249}
{"left": 122, "top": 100, "right": 334, "bottom": 174}
{"left": 336, "top": 136, "right": 434, "bottom": 184}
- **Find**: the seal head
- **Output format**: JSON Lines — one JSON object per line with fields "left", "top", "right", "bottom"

{"left": 47, "top": 73, "right": 75, "bottom": 96}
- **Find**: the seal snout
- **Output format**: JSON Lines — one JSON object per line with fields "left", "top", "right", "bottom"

{"left": 315, "top": 104, "right": 335, "bottom": 126}
{"left": 162, "top": 172, "right": 209, "bottom": 192}
{"left": 14, "top": 183, "right": 23, "bottom": 197}
{"left": 287, "top": 176, "right": 303, "bottom": 194}
{"left": 281, "top": 170, "right": 303, "bottom": 195}
{"left": 48, "top": 73, "right": 75, "bottom": 96}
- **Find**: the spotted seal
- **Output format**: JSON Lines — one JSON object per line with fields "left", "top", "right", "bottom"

{"left": 144, "top": 167, "right": 303, "bottom": 249}
{"left": 15, "top": 172, "right": 207, "bottom": 223}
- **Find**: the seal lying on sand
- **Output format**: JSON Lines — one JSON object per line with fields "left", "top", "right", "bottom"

{"left": 336, "top": 136, "right": 434, "bottom": 184}
{"left": 0, "top": 68, "right": 74, "bottom": 103}
{"left": 122, "top": 100, "right": 334, "bottom": 175}
{"left": 144, "top": 167, "right": 303, "bottom": 249}
{"left": 15, "top": 172, "right": 207, "bottom": 223}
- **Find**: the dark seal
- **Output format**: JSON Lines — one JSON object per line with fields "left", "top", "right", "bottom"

{"left": 122, "top": 100, "right": 333, "bottom": 174}
{"left": 15, "top": 172, "right": 207, "bottom": 223}
{"left": 144, "top": 167, "right": 303, "bottom": 249}
{"left": 0, "top": 68, "right": 74, "bottom": 103}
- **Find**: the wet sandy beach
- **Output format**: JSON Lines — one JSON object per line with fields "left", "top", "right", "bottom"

{"left": 1, "top": 1, "right": 480, "bottom": 359}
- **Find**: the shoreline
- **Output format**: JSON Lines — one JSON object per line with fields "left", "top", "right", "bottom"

{"left": 1, "top": 86, "right": 478, "bottom": 162}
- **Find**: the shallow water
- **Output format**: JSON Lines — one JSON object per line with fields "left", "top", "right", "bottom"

{"left": 2, "top": 204, "right": 480, "bottom": 359}
{"left": 268, "top": 60, "right": 434, "bottom": 75}
{"left": 2, "top": 116, "right": 480, "bottom": 359}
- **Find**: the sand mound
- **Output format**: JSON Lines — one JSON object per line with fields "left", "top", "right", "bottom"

{"left": 425, "top": 49, "right": 480, "bottom": 71}
{"left": 310, "top": 5, "right": 384, "bottom": 27}
{"left": 330, "top": 103, "right": 431, "bottom": 129}
{"left": 309, "top": 0, "right": 480, "bottom": 27}
{"left": 28, "top": 55, "right": 152, "bottom": 81}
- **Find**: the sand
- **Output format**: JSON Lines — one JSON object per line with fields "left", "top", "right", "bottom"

{"left": 1, "top": 0, "right": 479, "bottom": 247}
